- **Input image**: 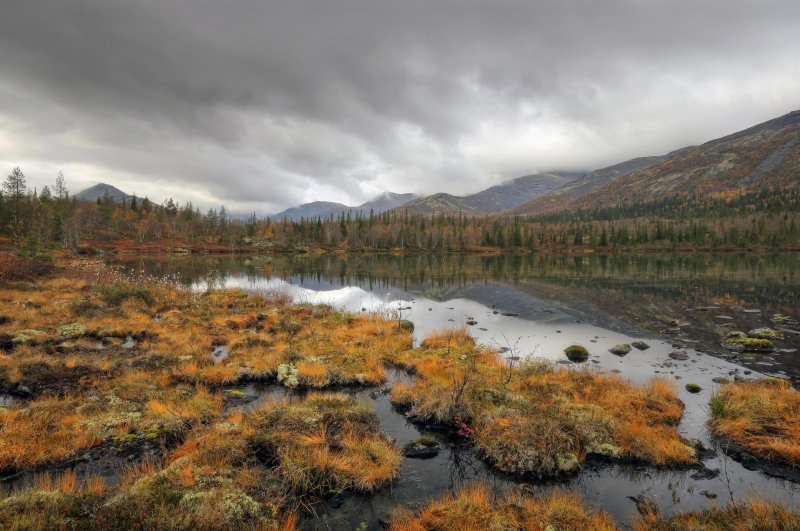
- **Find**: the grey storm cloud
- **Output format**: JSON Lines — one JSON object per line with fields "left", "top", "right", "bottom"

{"left": 1, "top": 0, "right": 799, "bottom": 213}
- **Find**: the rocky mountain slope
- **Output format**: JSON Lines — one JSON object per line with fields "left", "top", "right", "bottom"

{"left": 513, "top": 110, "right": 800, "bottom": 215}
{"left": 397, "top": 172, "right": 581, "bottom": 214}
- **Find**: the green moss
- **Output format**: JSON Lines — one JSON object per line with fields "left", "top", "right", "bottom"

{"left": 685, "top": 383, "right": 703, "bottom": 394}
{"left": 113, "top": 433, "right": 138, "bottom": 445}
{"left": 564, "top": 344, "right": 589, "bottom": 362}
{"left": 724, "top": 337, "right": 774, "bottom": 352}
{"left": 747, "top": 328, "right": 783, "bottom": 340}
{"left": 224, "top": 389, "right": 247, "bottom": 398}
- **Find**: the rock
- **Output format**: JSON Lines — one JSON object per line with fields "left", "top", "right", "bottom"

{"left": 466, "top": 319, "right": 478, "bottom": 326}
{"left": 609, "top": 343, "right": 632, "bottom": 356}
{"left": 669, "top": 351, "right": 689, "bottom": 361}
{"left": 700, "top": 490, "right": 718, "bottom": 499}
{"left": 631, "top": 341, "right": 650, "bottom": 350}
{"left": 501, "top": 312, "right": 519, "bottom": 317}
{"left": 690, "top": 468, "right": 720, "bottom": 480}
{"left": 210, "top": 345, "right": 229, "bottom": 364}
{"left": 722, "top": 337, "right": 774, "bottom": 353}
{"left": 121, "top": 336, "right": 136, "bottom": 349}
{"left": 14, "top": 384, "right": 32, "bottom": 398}
{"left": 712, "top": 377, "right": 730, "bottom": 384}
{"left": 685, "top": 383, "right": 703, "bottom": 393}
{"left": 402, "top": 437, "right": 440, "bottom": 459}
{"left": 725, "top": 331, "right": 747, "bottom": 339}
{"left": 564, "top": 344, "right": 589, "bottom": 363}
{"left": 747, "top": 327, "right": 783, "bottom": 340}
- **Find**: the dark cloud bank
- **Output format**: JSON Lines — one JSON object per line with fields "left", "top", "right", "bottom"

{"left": 1, "top": 0, "right": 799, "bottom": 213}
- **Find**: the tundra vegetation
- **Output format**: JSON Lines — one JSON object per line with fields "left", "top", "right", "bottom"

{"left": 709, "top": 378, "right": 800, "bottom": 465}
{"left": 389, "top": 485, "right": 800, "bottom": 530}
{"left": 0, "top": 253, "right": 798, "bottom": 529}
{"left": 389, "top": 327, "right": 696, "bottom": 477}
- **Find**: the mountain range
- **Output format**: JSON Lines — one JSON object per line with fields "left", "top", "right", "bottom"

{"left": 397, "top": 172, "right": 583, "bottom": 214}
{"left": 75, "top": 109, "right": 800, "bottom": 219}
{"left": 272, "top": 192, "right": 417, "bottom": 220}
{"left": 511, "top": 110, "right": 800, "bottom": 215}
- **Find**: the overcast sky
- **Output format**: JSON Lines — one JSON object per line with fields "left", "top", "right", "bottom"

{"left": 2, "top": 1, "right": 799, "bottom": 214}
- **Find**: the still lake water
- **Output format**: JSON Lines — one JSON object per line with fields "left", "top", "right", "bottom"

{"left": 112, "top": 252, "right": 800, "bottom": 528}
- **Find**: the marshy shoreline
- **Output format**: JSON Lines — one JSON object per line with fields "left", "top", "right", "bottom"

{"left": 0, "top": 253, "right": 799, "bottom": 530}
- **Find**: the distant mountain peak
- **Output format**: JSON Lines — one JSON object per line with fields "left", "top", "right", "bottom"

{"left": 75, "top": 183, "right": 131, "bottom": 202}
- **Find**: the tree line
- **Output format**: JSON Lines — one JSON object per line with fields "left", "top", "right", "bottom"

{"left": 2, "top": 166, "right": 799, "bottom": 256}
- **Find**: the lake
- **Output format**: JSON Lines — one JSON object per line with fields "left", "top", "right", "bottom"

{"left": 110, "top": 252, "right": 800, "bottom": 528}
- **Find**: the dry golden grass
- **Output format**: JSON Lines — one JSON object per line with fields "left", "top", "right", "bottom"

{"left": 390, "top": 330, "right": 694, "bottom": 477}
{"left": 420, "top": 326, "right": 475, "bottom": 350}
{"left": 709, "top": 379, "right": 800, "bottom": 465}
{"left": 636, "top": 498, "right": 800, "bottom": 530}
{"left": 248, "top": 392, "right": 402, "bottom": 495}
{"left": 0, "top": 397, "right": 96, "bottom": 470}
{"left": 0, "top": 372, "right": 221, "bottom": 470}
{"left": 389, "top": 483, "right": 616, "bottom": 531}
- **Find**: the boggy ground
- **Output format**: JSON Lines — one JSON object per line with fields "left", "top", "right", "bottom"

{"left": 389, "top": 484, "right": 800, "bottom": 531}
{"left": 0, "top": 254, "right": 797, "bottom": 529}
{"left": 388, "top": 327, "right": 697, "bottom": 478}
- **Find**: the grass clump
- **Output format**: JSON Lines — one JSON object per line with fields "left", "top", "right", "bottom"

{"left": 389, "top": 328, "right": 695, "bottom": 478}
{"left": 635, "top": 499, "right": 800, "bottom": 530}
{"left": 708, "top": 379, "right": 800, "bottom": 465}
{"left": 248, "top": 393, "right": 402, "bottom": 495}
{"left": 389, "top": 483, "right": 615, "bottom": 530}
{"left": 96, "top": 281, "right": 154, "bottom": 307}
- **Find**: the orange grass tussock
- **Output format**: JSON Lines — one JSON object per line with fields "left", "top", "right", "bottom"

{"left": 709, "top": 378, "right": 800, "bottom": 465}
{"left": 389, "top": 483, "right": 616, "bottom": 531}
{"left": 636, "top": 498, "right": 800, "bottom": 530}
